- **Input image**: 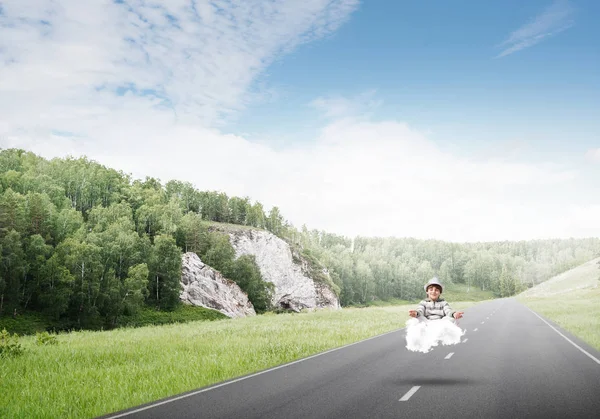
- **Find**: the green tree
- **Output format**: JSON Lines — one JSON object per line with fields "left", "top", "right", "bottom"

{"left": 38, "top": 254, "right": 74, "bottom": 320}
{"left": 0, "top": 230, "right": 26, "bottom": 314}
{"left": 246, "top": 202, "right": 265, "bottom": 228}
{"left": 200, "top": 232, "right": 236, "bottom": 274}
{"left": 56, "top": 238, "right": 104, "bottom": 328}
{"left": 159, "top": 197, "right": 183, "bottom": 236}
{"left": 53, "top": 207, "right": 84, "bottom": 244}
{"left": 177, "top": 212, "right": 207, "bottom": 253}
{"left": 147, "top": 235, "right": 182, "bottom": 310}
{"left": 165, "top": 180, "right": 202, "bottom": 213}
{"left": 229, "top": 255, "right": 273, "bottom": 313}
{"left": 228, "top": 196, "right": 250, "bottom": 225}
{"left": 24, "top": 192, "right": 55, "bottom": 240}
{"left": 200, "top": 191, "right": 230, "bottom": 222}
{"left": 122, "top": 263, "right": 149, "bottom": 315}
{"left": 0, "top": 170, "right": 22, "bottom": 193}
{"left": 266, "top": 206, "right": 284, "bottom": 236}
{"left": 22, "top": 234, "right": 52, "bottom": 309}
{"left": 0, "top": 189, "right": 26, "bottom": 237}
{"left": 20, "top": 172, "right": 69, "bottom": 210}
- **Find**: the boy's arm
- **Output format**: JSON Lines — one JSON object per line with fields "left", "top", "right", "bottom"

{"left": 442, "top": 301, "right": 456, "bottom": 318}
{"left": 409, "top": 301, "right": 428, "bottom": 318}
{"left": 442, "top": 300, "right": 464, "bottom": 319}
{"left": 415, "top": 301, "right": 426, "bottom": 317}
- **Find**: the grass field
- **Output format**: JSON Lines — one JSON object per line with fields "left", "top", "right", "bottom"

{"left": 517, "top": 257, "right": 600, "bottom": 351}
{"left": 0, "top": 301, "right": 474, "bottom": 419}
{"left": 441, "top": 283, "right": 496, "bottom": 302}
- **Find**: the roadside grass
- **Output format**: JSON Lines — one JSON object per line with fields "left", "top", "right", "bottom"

{"left": 0, "top": 304, "right": 227, "bottom": 336}
{"left": 517, "top": 287, "right": 600, "bottom": 351}
{"left": 517, "top": 257, "right": 600, "bottom": 351}
{"left": 119, "top": 304, "right": 228, "bottom": 328}
{"left": 441, "top": 283, "right": 496, "bottom": 302}
{"left": 363, "top": 284, "right": 495, "bottom": 309}
{"left": 365, "top": 298, "right": 415, "bottom": 307}
{"left": 1, "top": 301, "right": 476, "bottom": 419}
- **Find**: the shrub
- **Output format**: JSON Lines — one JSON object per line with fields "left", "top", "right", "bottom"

{"left": 36, "top": 331, "right": 59, "bottom": 346}
{"left": 0, "top": 328, "right": 24, "bottom": 358}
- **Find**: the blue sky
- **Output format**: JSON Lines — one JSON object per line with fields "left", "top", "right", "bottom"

{"left": 0, "top": 0, "right": 599, "bottom": 242}
{"left": 232, "top": 0, "right": 599, "bottom": 152}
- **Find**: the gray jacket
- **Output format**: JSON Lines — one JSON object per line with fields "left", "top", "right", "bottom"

{"left": 415, "top": 298, "right": 456, "bottom": 320}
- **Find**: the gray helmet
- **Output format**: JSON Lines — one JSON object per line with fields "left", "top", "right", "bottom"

{"left": 424, "top": 277, "right": 443, "bottom": 293}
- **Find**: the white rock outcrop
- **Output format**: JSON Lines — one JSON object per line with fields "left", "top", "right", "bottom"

{"left": 227, "top": 229, "right": 341, "bottom": 312}
{"left": 180, "top": 252, "right": 256, "bottom": 318}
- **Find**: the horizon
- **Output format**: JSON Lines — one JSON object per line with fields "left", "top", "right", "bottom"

{"left": 1, "top": 0, "right": 599, "bottom": 242}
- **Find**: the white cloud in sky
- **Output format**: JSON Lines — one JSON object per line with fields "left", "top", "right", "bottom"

{"left": 0, "top": 0, "right": 360, "bottom": 129}
{"left": 1, "top": 0, "right": 599, "bottom": 243}
{"left": 585, "top": 148, "right": 600, "bottom": 163}
{"left": 496, "top": 0, "right": 574, "bottom": 58}
{"left": 310, "top": 90, "right": 382, "bottom": 119}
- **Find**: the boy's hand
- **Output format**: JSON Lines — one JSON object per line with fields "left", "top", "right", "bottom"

{"left": 453, "top": 311, "right": 464, "bottom": 319}
{"left": 408, "top": 310, "right": 417, "bottom": 318}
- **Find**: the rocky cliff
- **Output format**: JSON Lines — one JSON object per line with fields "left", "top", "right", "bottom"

{"left": 226, "top": 228, "right": 341, "bottom": 312}
{"left": 180, "top": 252, "right": 256, "bottom": 318}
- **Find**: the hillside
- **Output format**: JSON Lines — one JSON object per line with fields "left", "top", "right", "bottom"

{"left": 518, "top": 257, "right": 600, "bottom": 297}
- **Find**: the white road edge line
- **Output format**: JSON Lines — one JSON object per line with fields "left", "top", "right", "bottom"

{"left": 399, "top": 386, "right": 421, "bottom": 401}
{"left": 525, "top": 306, "right": 600, "bottom": 366}
{"left": 101, "top": 328, "right": 404, "bottom": 418}
{"left": 444, "top": 352, "right": 454, "bottom": 359}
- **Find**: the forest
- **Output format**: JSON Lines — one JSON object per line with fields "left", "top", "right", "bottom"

{"left": 1, "top": 148, "right": 598, "bottom": 331}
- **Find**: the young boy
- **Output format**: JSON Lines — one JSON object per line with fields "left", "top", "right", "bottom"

{"left": 408, "top": 277, "right": 464, "bottom": 321}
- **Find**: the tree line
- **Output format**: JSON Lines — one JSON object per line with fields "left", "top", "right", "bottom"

{"left": 294, "top": 230, "right": 599, "bottom": 306}
{"left": 1, "top": 148, "right": 598, "bottom": 331}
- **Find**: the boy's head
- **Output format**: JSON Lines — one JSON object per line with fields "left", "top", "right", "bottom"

{"left": 424, "top": 277, "right": 443, "bottom": 300}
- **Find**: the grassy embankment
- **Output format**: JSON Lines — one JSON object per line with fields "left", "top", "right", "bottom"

{"left": 517, "top": 257, "right": 600, "bottom": 351}
{"left": 0, "top": 304, "right": 228, "bottom": 336}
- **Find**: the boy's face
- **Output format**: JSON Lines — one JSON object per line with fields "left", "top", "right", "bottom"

{"left": 426, "top": 285, "right": 441, "bottom": 300}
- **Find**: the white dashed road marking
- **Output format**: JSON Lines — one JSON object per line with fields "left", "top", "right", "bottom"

{"left": 445, "top": 352, "right": 454, "bottom": 359}
{"left": 474, "top": 328, "right": 478, "bottom": 332}
{"left": 399, "top": 386, "right": 421, "bottom": 401}
{"left": 463, "top": 338, "right": 468, "bottom": 343}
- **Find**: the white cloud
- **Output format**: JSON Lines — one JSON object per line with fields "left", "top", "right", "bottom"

{"left": 496, "top": 0, "right": 574, "bottom": 58}
{"left": 1, "top": 0, "right": 598, "bottom": 243}
{"left": 585, "top": 148, "right": 600, "bottom": 163}
{"left": 264, "top": 118, "right": 592, "bottom": 242}
{"left": 0, "top": 0, "right": 360, "bottom": 131}
{"left": 309, "top": 90, "right": 381, "bottom": 119}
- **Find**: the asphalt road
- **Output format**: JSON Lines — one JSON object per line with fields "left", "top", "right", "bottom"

{"left": 100, "top": 298, "right": 600, "bottom": 419}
